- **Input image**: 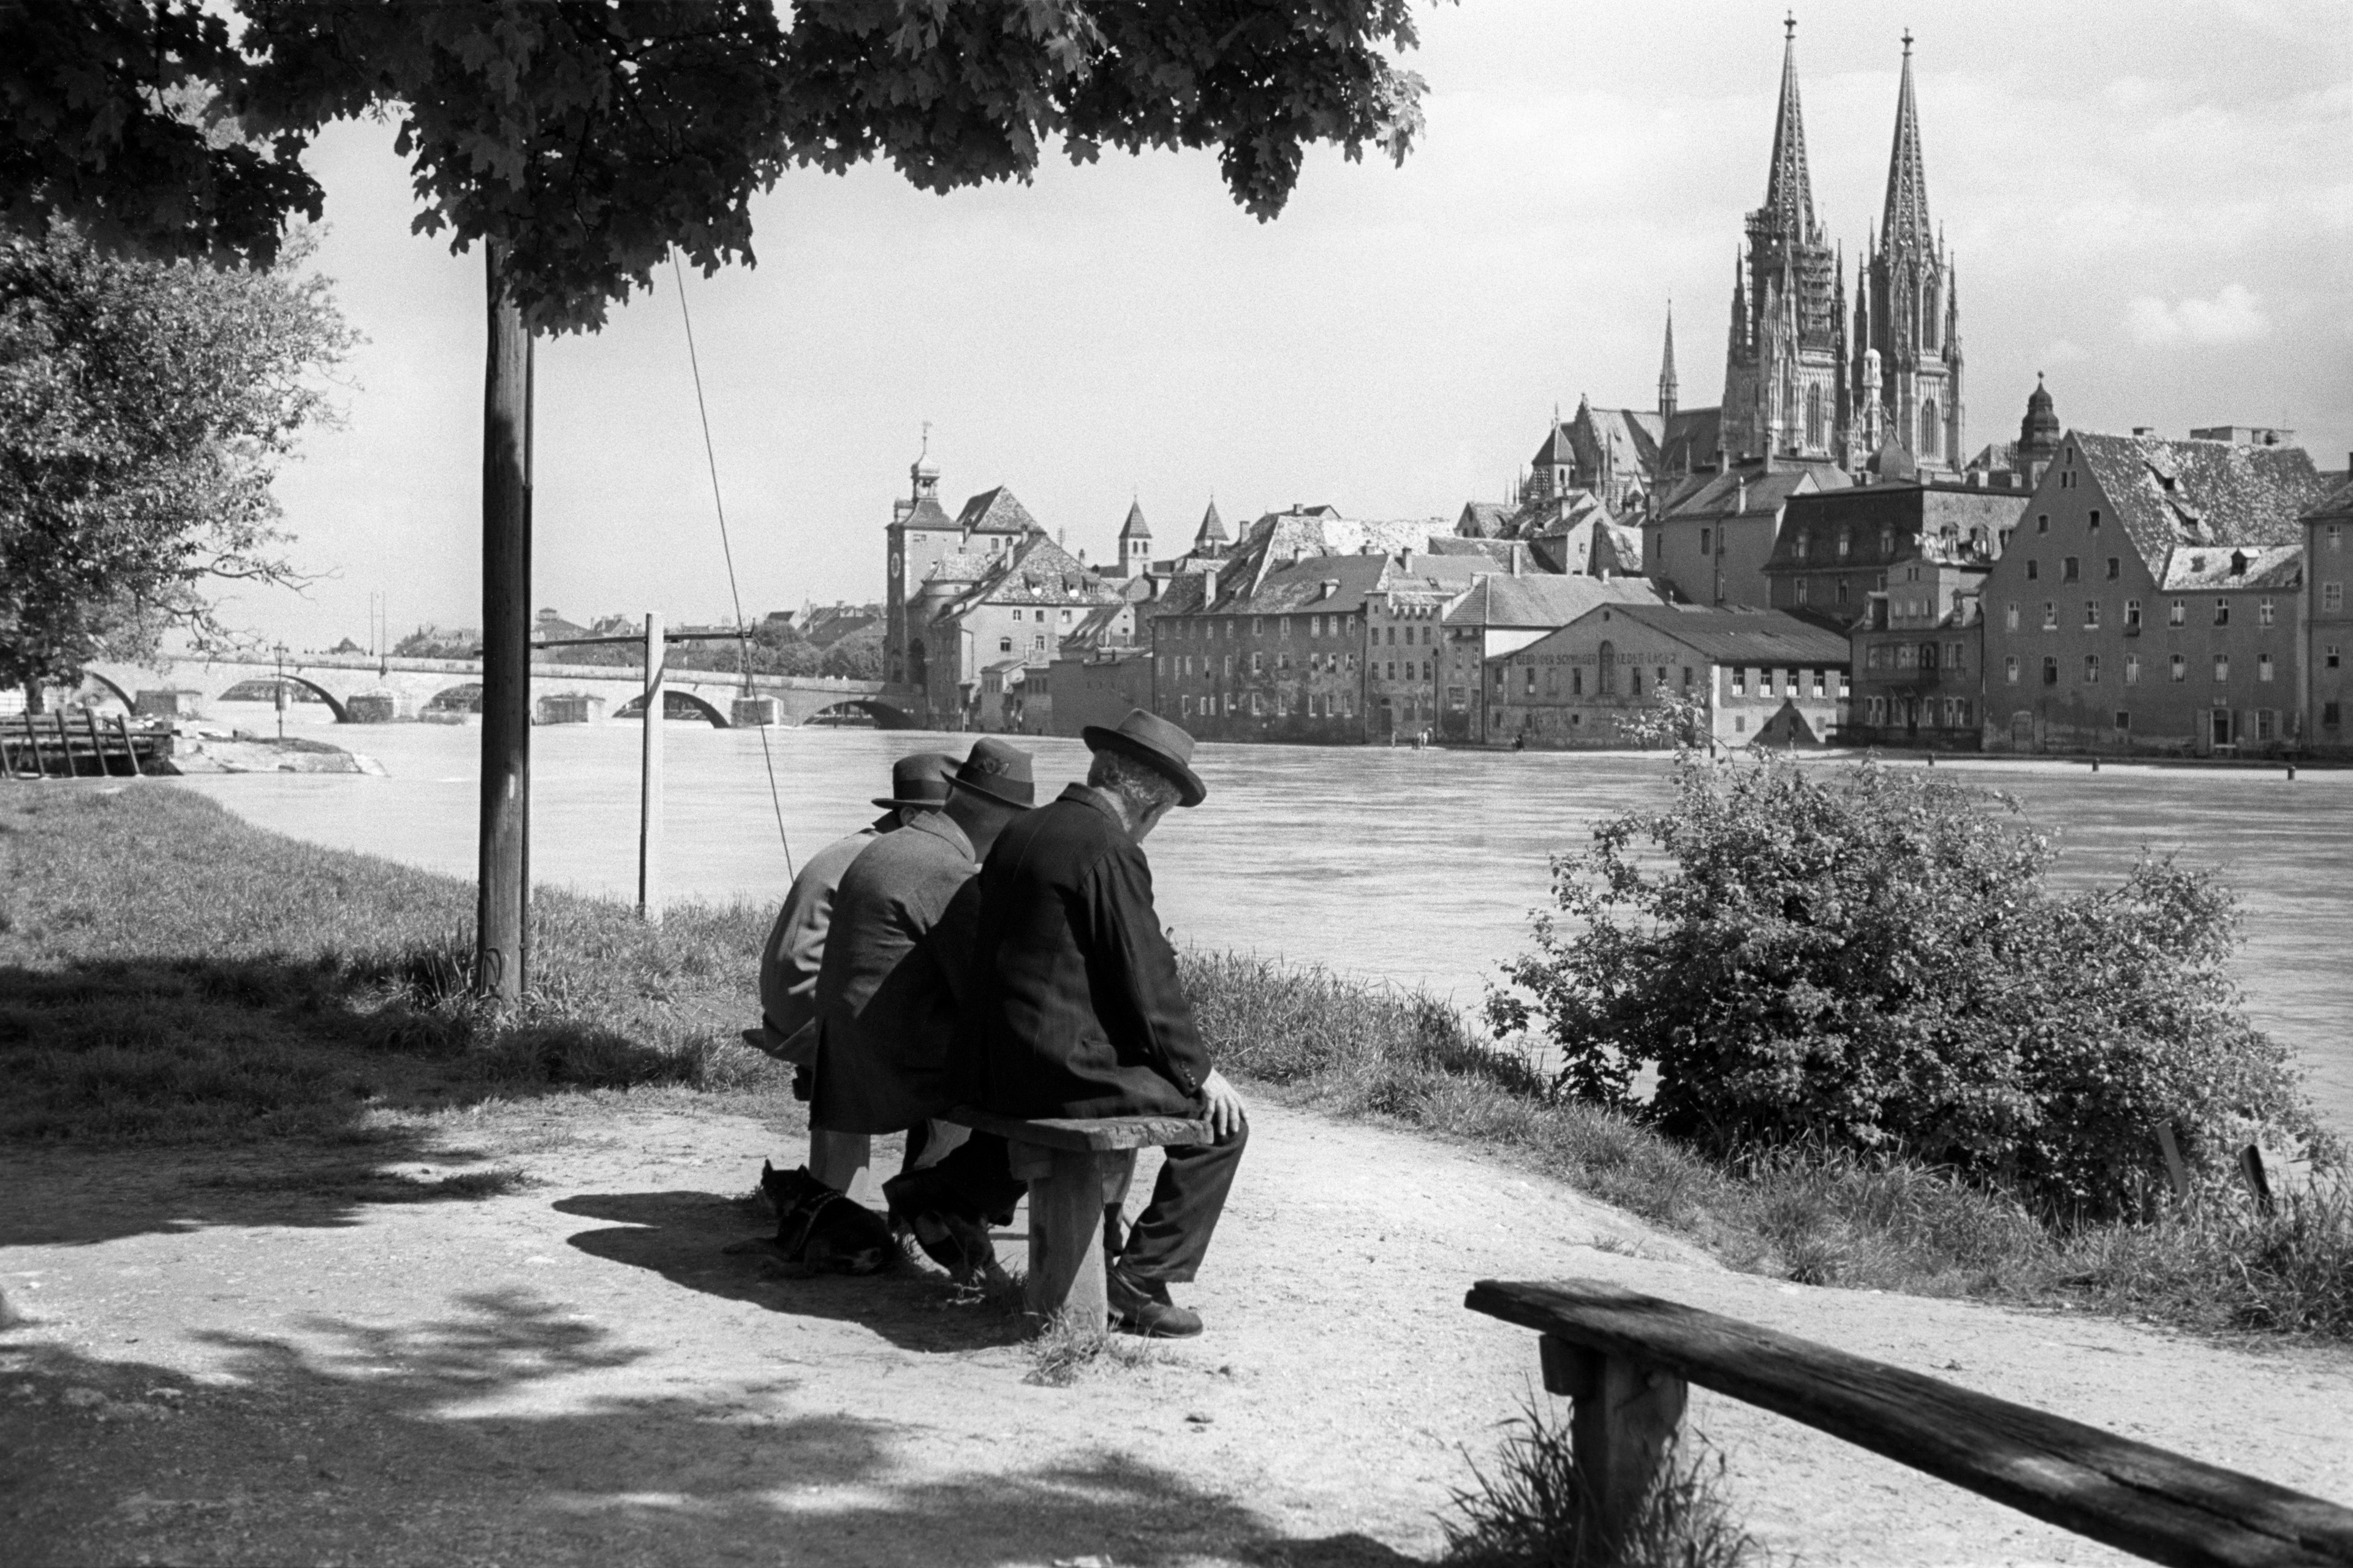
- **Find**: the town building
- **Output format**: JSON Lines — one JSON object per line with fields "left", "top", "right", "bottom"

{"left": 1044, "top": 601, "right": 1157, "bottom": 738}
{"left": 1111, "top": 499, "right": 1153, "bottom": 578}
{"left": 1151, "top": 551, "right": 1380, "bottom": 743}
{"left": 1485, "top": 603, "right": 1850, "bottom": 749}
{"left": 1645, "top": 460, "right": 1849, "bottom": 608}
{"left": 880, "top": 450, "right": 1131, "bottom": 726}
{"left": 1980, "top": 430, "right": 2325, "bottom": 756}
{"left": 1439, "top": 573, "right": 1666, "bottom": 741}
{"left": 2301, "top": 477, "right": 2353, "bottom": 757}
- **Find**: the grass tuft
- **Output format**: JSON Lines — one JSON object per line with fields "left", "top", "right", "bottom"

{"left": 1021, "top": 1305, "right": 1165, "bottom": 1387}
{"left": 1444, "top": 1399, "right": 1768, "bottom": 1568}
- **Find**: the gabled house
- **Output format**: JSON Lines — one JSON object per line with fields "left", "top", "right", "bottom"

{"left": 1644, "top": 459, "right": 1850, "bottom": 608}
{"left": 1438, "top": 572, "right": 1665, "bottom": 741}
{"left": 1980, "top": 430, "right": 2324, "bottom": 756}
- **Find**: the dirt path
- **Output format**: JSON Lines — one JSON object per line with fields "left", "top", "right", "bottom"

{"left": 4, "top": 1097, "right": 2349, "bottom": 1567}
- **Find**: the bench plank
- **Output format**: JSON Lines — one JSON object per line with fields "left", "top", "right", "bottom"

{"left": 945, "top": 1106, "right": 1211, "bottom": 1153}
{"left": 1467, "top": 1279, "right": 2353, "bottom": 1568}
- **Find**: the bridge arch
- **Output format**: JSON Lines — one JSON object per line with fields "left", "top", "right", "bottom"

{"left": 614, "top": 689, "right": 730, "bottom": 727}
{"left": 77, "top": 670, "right": 137, "bottom": 711}
{"left": 806, "top": 699, "right": 917, "bottom": 730}
{"left": 275, "top": 675, "right": 351, "bottom": 723}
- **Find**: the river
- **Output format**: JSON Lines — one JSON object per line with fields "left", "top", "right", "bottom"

{"left": 180, "top": 704, "right": 2353, "bottom": 1132}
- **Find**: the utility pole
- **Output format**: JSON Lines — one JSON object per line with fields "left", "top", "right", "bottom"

{"left": 638, "top": 610, "right": 664, "bottom": 924}
{"left": 476, "top": 243, "right": 532, "bottom": 1005}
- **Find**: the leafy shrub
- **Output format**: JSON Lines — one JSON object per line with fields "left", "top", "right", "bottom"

{"left": 1486, "top": 754, "right": 2317, "bottom": 1216}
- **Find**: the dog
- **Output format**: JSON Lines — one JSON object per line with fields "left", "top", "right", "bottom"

{"left": 759, "top": 1161, "right": 894, "bottom": 1275}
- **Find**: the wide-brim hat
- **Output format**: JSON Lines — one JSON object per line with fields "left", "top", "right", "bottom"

{"left": 946, "top": 737, "right": 1036, "bottom": 809}
{"left": 872, "top": 750, "right": 957, "bottom": 810}
{"left": 1082, "top": 708, "right": 1207, "bottom": 808}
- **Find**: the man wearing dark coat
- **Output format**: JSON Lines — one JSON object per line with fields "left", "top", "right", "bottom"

{"left": 808, "top": 739, "right": 1033, "bottom": 1193}
{"left": 753, "top": 751, "right": 953, "bottom": 1192}
{"left": 967, "top": 708, "right": 1246, "bottom": 1338}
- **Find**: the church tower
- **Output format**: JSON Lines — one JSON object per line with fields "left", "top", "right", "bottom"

{"left": 1855, "top": 33, "right": 1963, "bottom": 477}
{"left": 1115, "top": 498, "right": 1153, "bottom": 577}
{"left": 1658, "top": 304, "right": 1678, "bottom": 420}
{"left": 1721, "top": 17, "right": 1848, "bottom": 467}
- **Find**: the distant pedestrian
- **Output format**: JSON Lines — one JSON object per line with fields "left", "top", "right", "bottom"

{"left": 809, "top": 740, "right": 1034, "bottom": 1221}
{"left": 754, "top": 751, "right": 952, "bottom": 1187}
{"left": 965, "top": 708, "right": 1243, "bottom": 1338}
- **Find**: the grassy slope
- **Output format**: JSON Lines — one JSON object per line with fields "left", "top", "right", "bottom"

{"left": 4, "top": 782, "right": 2346, "bottom": 1341}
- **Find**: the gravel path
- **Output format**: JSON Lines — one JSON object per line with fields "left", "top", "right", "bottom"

{"left": 4, "top": 1098, "right": 2349, "bottom": 1567}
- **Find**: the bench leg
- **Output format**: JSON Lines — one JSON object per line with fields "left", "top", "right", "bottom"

{"left": 1018, "top": 1146, "right": 1118, "bottom": 1326}
{"left": 1543, "top": 1335, "right": 1686, "bottom": 1545}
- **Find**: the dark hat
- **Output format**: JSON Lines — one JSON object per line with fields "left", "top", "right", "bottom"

{"left": 947, "top": 737, "right": 1036, "bottom": 809}
{"left": 871, "top": 751, "right": 957, "bottom": 811}
{"left": 1082, "top": 708, "right": 1207, "bottom": 808}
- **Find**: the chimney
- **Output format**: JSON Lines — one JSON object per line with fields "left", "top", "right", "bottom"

{"left": 1510, "top": 544, "right": 1523, "bottom": 578}
{"left": 1202, "top": 565, "right": 1219, "bottom": 604}
{"left": 1735, "top": 477, "right": 1748, "bottom": 513}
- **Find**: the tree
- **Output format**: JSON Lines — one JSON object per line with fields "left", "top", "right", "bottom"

{"left": 0, "top": 224, "right": 354, "bottom": 708}
{"left": 13, "top": 0, "right": 1440, "bottom": 1001}
{"left": 817, "top": 622, "right": 883, "bottom": 681}
{"left": 1486, "top": 753, "right": 2315, "bottom": 1216}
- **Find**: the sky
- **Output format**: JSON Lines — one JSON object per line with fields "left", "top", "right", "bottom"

{"left": 232, "top": 0, "right": 2353, "bottom": 651}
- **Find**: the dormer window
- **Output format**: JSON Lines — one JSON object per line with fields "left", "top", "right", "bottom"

{"left": 2230, "top": 551, "right": 2248, "bottom": 577}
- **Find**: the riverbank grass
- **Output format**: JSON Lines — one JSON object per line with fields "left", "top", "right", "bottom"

{"left": 5, "top": 781, "right": 2346, "bottom": 1341}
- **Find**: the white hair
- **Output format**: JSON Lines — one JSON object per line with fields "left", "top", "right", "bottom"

{"left": 1088, "top": 747, "right": 1180, "bottom": 813}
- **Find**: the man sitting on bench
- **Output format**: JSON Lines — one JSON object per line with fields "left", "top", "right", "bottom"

{"left": 963, "top": 708, "right": 1246, "bottom": 1338}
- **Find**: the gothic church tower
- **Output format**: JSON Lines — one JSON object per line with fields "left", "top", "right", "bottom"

{"left": 1854, "top": 34, "right": 1963, "bottom": 476}
{"left": 1721, "top": 18, "right": 1849, "bottom": 468}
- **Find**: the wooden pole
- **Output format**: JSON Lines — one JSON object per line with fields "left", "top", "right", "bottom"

{"left": 475, "top": 243, "right": 532, "bottom": 1004}
{"left": 56, "top": 709, "right": 74, "bottom": 777}
{"left": 83, "top": 706, "right": 106, "bottom": 776}
{"left": 638, "top": 611, "right": 664, "bottom": 923}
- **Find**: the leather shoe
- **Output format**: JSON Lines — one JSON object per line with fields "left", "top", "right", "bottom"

{"left": 1107, "top": 1266, "right": 1202, "bottom": 1338}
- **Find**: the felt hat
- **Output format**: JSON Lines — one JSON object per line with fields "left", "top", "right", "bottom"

{"left": 871, "top": 751, "right": 957, "bottom": 811}
{"left": 947, "top": 737, "right": 1036, "bottom": 809}
{"left": 1082, "top": 708, "right": 1207, "bottom": 808}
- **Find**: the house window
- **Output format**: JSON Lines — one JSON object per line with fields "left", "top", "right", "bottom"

{"left": 2026, "top": 559, "right": 2040, "bottom": 580}
{"left": 1837, "top": 580, "right": 1850, "bottom": 605}
{"left": 2006, "top": 602, "right": 2020, "bottom": 631}
{"left": 1572, "top": 668, "right": 1584, "bottom": 695}
{"left": 2259, "top": 597, "right": 2276, "bottom": 627}
{"left": 1251, "top": 651, "right": 1263, "bottom": 673}
{"left": 2084, "top": 654, "right": 2101, "bottom": 683}
{"left": 999, "top": 637, "right": 1014, "bottom": 653}
{"left": 1730, "top": 668, "right": 1746, "bottom": 695}
{"left": 2036, "top": 513, "right": 2050, "bottom": 534}
{"left": 1631, "top": 668, "right": 1645, "bottom": 695}
{"left": 1811, "top": 669, "right": 1826, "bottom": 697}
{"left": 2085, "top": 601, "right": 2100, "bottom": 629}
{"left": 2327, "top": 583, "right": 2344, "bottom": 612}
{"left": 2042, "top": 602, "right": 2057, "bottom": 631}
{"left": 1795, "top": 578, "right": 1809, "bottom": 605}
{"left": 1682, "top": 667, "right": 1694, "bottom": 688}
{"left": 2258, "top": 653, "right": 2274, "bottom": 683}
{"left": 2124, "top": 654, "right": 2140, "bottom": 684}
{"left": 2170, "top": 653, "right": 2186, "bottom": 681}
{"left": 2088, "top": 509, "right": 2101, "bottom": 532}
{"left": 2327, "top": 700, "right": 2343, "bottom": 725}
{"left": 2042, "top": 656, "right": 2059, "bottom": 686}
{"left": 2257, "top": 709, "right": 2278, "bottom": 742}
{"left": 2063, "top": 557, "right": 2080, "bottom": 582}
{"left": 2105, "top": 557, "right": 2120, "bottom": 580}
{"left": 2328, "top": 643, "right": 2343, "bottom": 670}
{"left": 2125, "top": 599, "right": 2142, "bottom": 629}
{"left": 1838, "top": 529, "right": 1852, "bottom": 559}
{"left": 1180, "top": 695, "right": 1192, "bottom": 717}
{"left": 2004, "top": 656, "right": 2020, "bottom": 684}
{"left": 1010, "top": 608, "right": 1023, "bottom": 621}
{"left": 2115, "top": 710, "right": 2132, "bottom": 733}
{"left": 2213, "top": 654, "right": 2229, "bottom": 681}
{"left": 1795, "top": 533, "right": 1811, "bottom": 561}
{"left": 2214, "top": 598, "right": 2230, "bottom": 626}
{"left": 1699, "top": 527, "right": 1711, "bottom": 555}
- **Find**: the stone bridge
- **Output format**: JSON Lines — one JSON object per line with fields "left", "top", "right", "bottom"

{"left": 76, "top": 654, "right": 921, "bottom": 729}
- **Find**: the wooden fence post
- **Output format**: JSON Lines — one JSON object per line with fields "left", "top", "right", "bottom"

{"left": 2157, "top": 1123, "right": 2191, "bottom": 1202}
{"left": 1540, "top": 1335, "right": 1686, "bottom": 1547}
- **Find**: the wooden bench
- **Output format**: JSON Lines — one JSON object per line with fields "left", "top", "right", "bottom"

{"left": 1466, "top": 1278, "right": 2353, "bottom": 1567}
{"left": 947, "top": 1107, "right": 1211, "bottom": 1325}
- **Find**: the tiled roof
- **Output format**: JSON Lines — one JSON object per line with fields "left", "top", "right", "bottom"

{"left": 2305, "top": 477, "right": 2353, "bottom": 525}
{"left": 1455, "top": 501, "right": 1513, "bottom": 539}
{"left": 1574, "top": 603, "right": 1851, "bottom": 665}
{"left": 1195, "top": 499, "right": 1230, "bottom": 543}
{"left": 898, "top": 497, "right": 957, "bottom": 532}
{"left": 931, "top": 535, "right": 1122, "bottom": 624}
{"left": 2159, "top": 544, "right": 2303, "bottom": 592}
{"left": 1118, "top": 499, "right": 1151, "bottom": 539}
{"left": 957, "top": 486, "right": 1041, "bottom": 535}
{"left": 1656, "top": 459, "right": 1847, "bottom": 521}
{"left": 1213, "top": 551, "right": 1395, "bottom": 617}
{"left": 1444, "top": 573, "right": 1662, "bottom": 630}
{"left": 2073, "top": 431, "right": 2324, "bottom": 578}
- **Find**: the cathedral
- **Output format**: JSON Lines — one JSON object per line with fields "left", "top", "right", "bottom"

{"left": 1720, "top": 19, "right": 1965, "bottom": 477}
{"left": 1519, "top": 20, "right": 1969, "bottom": 515}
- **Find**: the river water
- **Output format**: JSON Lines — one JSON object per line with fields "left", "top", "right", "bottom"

{"left": 180, "top": 705, "right": 2353, "bottom": 1131}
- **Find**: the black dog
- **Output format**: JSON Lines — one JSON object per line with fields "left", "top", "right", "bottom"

{"left": 760, "top": 1161, "right": 894, "bottom": 1275}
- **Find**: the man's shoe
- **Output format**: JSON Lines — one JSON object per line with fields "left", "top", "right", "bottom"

{"left": 1107, "top": 1267, "right": 1202, "bottom": 1338}
{"left": 898, "top": 1206, "right": 999, "bottom": 1283}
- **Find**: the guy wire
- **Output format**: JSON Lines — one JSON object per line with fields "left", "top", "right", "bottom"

{"left": 670, "top": 249, "right": 796, "bottom": 881}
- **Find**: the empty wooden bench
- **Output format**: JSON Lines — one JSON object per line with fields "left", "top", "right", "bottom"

{"left": 1466, "top": 1278, "right": 2353, "bottom": 1567}
{"left": 947, "top": 1107, "right": 1210, "bottom": 1325}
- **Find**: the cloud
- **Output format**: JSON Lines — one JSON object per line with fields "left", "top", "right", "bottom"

{"left": 2126, "top": 284, "right": 2272, "bottom": 346}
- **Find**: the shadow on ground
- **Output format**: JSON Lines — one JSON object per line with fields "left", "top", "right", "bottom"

{"left": 0, "top": 1288, "right": 1423, "bottom": 1567}
{"left": 557, "top": 1190, "right": 1040, "bottom": 1356}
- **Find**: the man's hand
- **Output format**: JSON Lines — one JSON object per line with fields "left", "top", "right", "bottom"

{"left": 1199, "top": 1068, "right": 1247, "bottom": 1140}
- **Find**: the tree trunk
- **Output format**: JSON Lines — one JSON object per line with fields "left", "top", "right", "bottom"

{"left": 23, "top": 681, "right": 45, "bottom": 716}
{"left": 476, "top": 244, "right": 531, "bottom": 1004}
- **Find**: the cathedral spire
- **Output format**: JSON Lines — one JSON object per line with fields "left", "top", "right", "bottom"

{"left": 1761, "top": 13, "right": 1817, "bottom": 241}
{"left": 1881, "top": 31, "right": 1933, "bottom": 251}
{"left": 1658, "top": 302, "right": 1679, "bottom": 419}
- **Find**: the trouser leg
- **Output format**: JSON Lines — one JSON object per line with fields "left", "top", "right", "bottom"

{"left": 882, "top": 1131, "right": 1025, "bottom": 1227}
{"left": 808, "top": 1129, "right": 873, "bottom": 1200}
{"left": 1116, "top": 1119, "right": 1248, "bottom": 1286}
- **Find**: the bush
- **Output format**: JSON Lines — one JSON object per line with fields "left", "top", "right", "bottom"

{"left": 1486, "top": 753, "right": 2318, "bottom": 1216}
